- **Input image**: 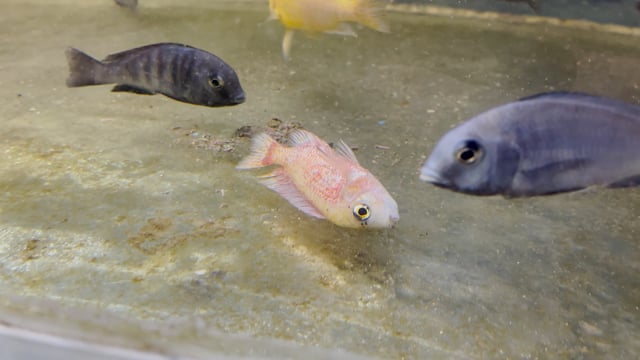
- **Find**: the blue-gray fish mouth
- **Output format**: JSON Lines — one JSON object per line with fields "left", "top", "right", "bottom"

{"left": 419, "top": 167, "right": 450, "bottom": 188}
{"left": 231, "top": 92, "right": 246, "bottom": 104}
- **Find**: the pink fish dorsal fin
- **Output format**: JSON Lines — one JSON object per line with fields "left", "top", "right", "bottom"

{"left": 288, "top": 129, "right": 327, "bottom": 148}
{"left": 259, "top": 168, "right": 325, "bottom": 219}
{"left": 333, "top": 139, "right": 360, "bottom": 165}
{"left": 288, "top": 129, "right": 314, "bottom": 146}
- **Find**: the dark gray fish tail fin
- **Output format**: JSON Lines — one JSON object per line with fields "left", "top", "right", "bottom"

{"left": 65, "top": 47, "right": 110, "bottom": 87}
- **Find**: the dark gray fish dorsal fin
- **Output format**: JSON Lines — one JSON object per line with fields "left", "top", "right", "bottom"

{"left": 334, "top": 139, "right": 360, "bottom": 165}
{"left": 517, "top": 92, "right": 640, "bottom": 118}
{"left": 103, "top": 43, "right": 195, "bottom": 63}
{"left": 111, "top": 84, "right": 154, "bottom": 95}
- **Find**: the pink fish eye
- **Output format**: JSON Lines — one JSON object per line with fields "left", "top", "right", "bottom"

{"left": 353, "top": 204, "right": 371, "bottom": 222}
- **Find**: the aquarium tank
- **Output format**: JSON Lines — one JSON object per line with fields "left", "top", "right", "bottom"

{"left": 1, "top": 0, "right": 639, "bottom": 359}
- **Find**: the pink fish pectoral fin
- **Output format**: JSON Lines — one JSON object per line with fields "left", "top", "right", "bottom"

{"left": 259, "top": 169, "right": 326, "bottom": 219}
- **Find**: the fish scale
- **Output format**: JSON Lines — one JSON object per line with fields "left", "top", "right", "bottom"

{"left": 157, "top": 53, "right": 166, "bottom": 90}
{"left": 299, "top": 160, "right": 344, "bottom": 204}
{"left": 142, "top": 51, "right": 154, "bottom": 88}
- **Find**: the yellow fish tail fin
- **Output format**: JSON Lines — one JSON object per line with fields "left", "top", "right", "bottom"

{"left": 354, "top": 0, "right": 389, "bottom": 33}
{"left": 237, "top": 133, "right": 281, "bottom": 169}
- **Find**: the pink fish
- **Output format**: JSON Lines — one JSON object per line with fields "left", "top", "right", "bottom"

{"left": 237, "top": 129, "right": 399, "bottom": 228}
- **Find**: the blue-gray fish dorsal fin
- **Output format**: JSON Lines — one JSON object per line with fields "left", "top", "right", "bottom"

{"left": 517, "top": 92, "right": 640, "bottom": 118}
{"left": 102, "top": 43, "right": 196, "bottom": 63}
{"left": 517, "top": 91, "right": 582, "bottom": 102}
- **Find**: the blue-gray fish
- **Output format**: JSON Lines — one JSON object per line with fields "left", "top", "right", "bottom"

{"left": 420, "top": 92, "right": 640, "bottom": 197}
{"left": 65, "top": 43, "right": 245, "bottom": 107}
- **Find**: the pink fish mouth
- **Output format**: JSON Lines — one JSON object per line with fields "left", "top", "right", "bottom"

{"left": 391, "top": 213, "right": 400, "bottom": 222}
{"left": 388, "top": 210, "right": 400, "bottom": 227}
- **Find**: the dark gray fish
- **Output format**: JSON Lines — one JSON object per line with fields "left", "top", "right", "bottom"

{"left": 500, "top": 0, "right": 540, "bottom": 12}
{"left": 420, "top": 92, "right": 640, "bottom": 197}
{"left": 66, "top": 43, "right": 245, "bottom": 107}
{"left": 114, "top": 0, "right": 137, "bottom": 10}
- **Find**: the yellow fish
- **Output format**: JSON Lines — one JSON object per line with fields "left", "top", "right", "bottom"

{"left": 268, "top": 0, "right": 389, "bottom": 60}
{"left": 237, "top": 129, "right": 399, "bottom": 229}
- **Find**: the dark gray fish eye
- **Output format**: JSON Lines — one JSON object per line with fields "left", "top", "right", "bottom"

{"left": 455, "top": 140, "right": 482, "bottom": 164}
{"left": 353, "top": 204, "right": 371, "bottom": 221}
{"left": 208, "top": 75, "right": 225, "bottom": 89}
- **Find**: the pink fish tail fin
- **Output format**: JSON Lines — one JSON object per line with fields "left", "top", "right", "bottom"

{"left": 355, "top": 0, "right": 390, "bottom": 33}
{"left": 236, "top": 133, "right": 281, "bottom": 169}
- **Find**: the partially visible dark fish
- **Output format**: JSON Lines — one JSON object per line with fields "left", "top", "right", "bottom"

{"left": 114, "top": 0, "right": 138, "bottom": 10}
{"left": 500, "top": 0, "right": 540, "bottom": 12}
{"left": 65, "top": 43, "right": 245, "bottom": 107}
{"left": 420, "top": 92, "right": 640, "bottom": 197}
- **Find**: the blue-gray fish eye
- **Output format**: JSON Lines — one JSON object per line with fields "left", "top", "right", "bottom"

{"left": 455, "top": 140, "right": 482, "bottom": 164}
{"left": 208, "top": 75, "right": 225, "bottom": 89}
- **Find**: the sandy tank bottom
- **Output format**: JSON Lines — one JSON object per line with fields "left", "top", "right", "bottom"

{"left": 0, "top": 0, "right": 639, "bottom": 358}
